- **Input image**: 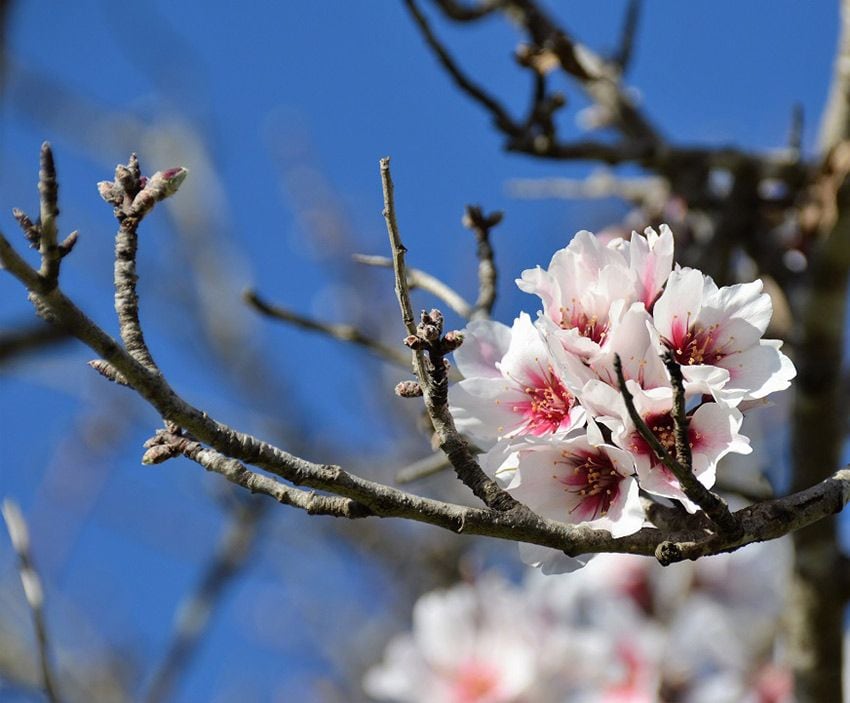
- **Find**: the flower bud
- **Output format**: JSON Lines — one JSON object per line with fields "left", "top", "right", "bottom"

{"left": 395, "top": 380, "right": 423, "bottom": 398}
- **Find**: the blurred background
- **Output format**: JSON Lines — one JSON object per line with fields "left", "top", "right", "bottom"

{"left": 0, "top": 1, "right": 842, "bottom": 701}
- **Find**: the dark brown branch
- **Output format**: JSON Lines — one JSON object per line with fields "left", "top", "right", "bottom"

{"left": 462, "top": 205, "right": 501, "bottom": 319}
{"left": 611, "top": 0, "right": 641, "bottom": 73}
{"left": 432, "top": 0, "right": 504, "bottom": 21}
{"left": 243, "top": 288, "right": 411, "bottom": 369}
{"left": 0, "top": 320, "right": 71, "bottom": 363}
{"left": 788, "top": 143, "right": 850, "bottom": 702}
{"left": 404, "top": 0, "right": 522, "bottom": 137}
{"left": 506, "top": 0, "right": 659, "bottom": 145}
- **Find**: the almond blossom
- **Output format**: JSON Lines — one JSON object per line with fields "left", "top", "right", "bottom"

{"left": 363, "top": 576, "right": 549, "bottom": 703}
{"left": 517, "top": 226, "right": 673, "bottom": 359}
{"left": 580, "top": 380, "right": 751, "bottom": 510}
{"left": 449, "top": 313, "right": 588, "bottom": 447}
{"left": 652, "top": 268, "right": 796, "bottom": 405}
{"left": 447, "top": 223, "right": 795, "bottom": 572}
{"left": 483, "top": 420, "right": 644, "bottom": 539}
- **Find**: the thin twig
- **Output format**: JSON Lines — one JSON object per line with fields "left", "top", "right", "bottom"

{"left": 1, "top": 500, "right": 62, "bottom": 703}
{"left": 37, "top": 143, "right": 61, "bottom": 287}
{"left": 380, "top": 158, "right": 518, "bottom": 512}
{"left": 662, "top": 352, "right": 694, "bottom": 475}
{"left": 432, "top": 0, "right": 505, "bottom": 21}
{"left": 144, "top": 500, "right": 264, "bottom": 703}
{"left": 614, "top": 355, "right": 740, "bottom": 536}
{"left": 110, "top": 155, "right": 160, "bottom": 372}
{"left": 0, "top": 321, "right": 71, "bottom": 363}
{"left": 462, "top": 205, "right": 501, "bottom": 319}
{"left": 404, "top": 0, "right": 522, "bottom": 137}
{"left": 395, "top": 452, "right": 451, "bottom": 484}
{"left": 243, "top": 288, "right": 411, "bottom": 369}
{"left": 353, "top": 254, "right": 474, "bottom": 319}
{"left": 144, "top": 428, "right": 375, "bottom": 518}
{"left": 611, "top": 0, "right": 642, "bottom": 73}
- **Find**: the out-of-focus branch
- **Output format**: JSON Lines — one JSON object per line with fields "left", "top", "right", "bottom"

{"left": 505, "top": 0, "right": 659, "bottom": 145}
{"left": 243, "top": 288, "right": 411, "bottom": 369}
{"left": 353, "top": 253, "right": 474, "bottom": 319}
{"left": 143, "top": 500, "right": 264, "bottom": 703}
{"left": 403, "top": 0, "right": 522, "bottom": 137}
{"left": 395, "top": 452, "right": 451, "bottom": 484}
{"left": 611, "top": 0, "right": 642, "bottom": 73}
{"left": 0, "top": 320, "right": 71, "bottom": 363}
{"left": 432, "top": 0, "right": 504, "bottom": 21}
{"left": 462, "top": 205, "right": 501, "bottom": 319}
{"left": 818, "top": 0, "right": 850, "bottom": 154}
{"left": 1, "top": 500, "right": 62, "bottom": 703}
{"left": 787, "top": 142, "right": 850, "bottom": 703}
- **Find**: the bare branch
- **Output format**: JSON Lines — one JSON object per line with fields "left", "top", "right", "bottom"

{"left": 243, "top": 288, "right": 411, "bottom": 369}
{"left": 818, "top": 0, "right": 850, "bottom": 154}
{"left": 37, "top": 143, "right": 61, "bottom": 287}
{"left": 3, "top": 149, "right": 850, "bottom": 571}
{"left": 0, "top": 320, "right": 71, "bottom": 363}
{"left": 395, "top": 452, "right": 451, "bottom": 484}
{"left": 353, "top": 253, "right": 474, "bottom": 319}
{"left": 109, "top": 155, "right": 160, "bottom": 373}
{"left": 381, "top": 158, "right": 519, "bottom": 512}
{"left": 404, "top": 0, "right": 522, "bottom": 137}
{"left": 432, "top": 0, "right": 505, "bottom": 21}
{"left": 611, "top": 0, "right": 642, "bottom": 73}
{"left": 144, "top": 500, "right": 264, "bottom": 703}
{"left": 462, "top": 205, "right": 501, "bottom": 319}
{"left": 1, "top": 500, "right": 62, "bottom": 703}
{"left": 506, "top": 0, "right": 659, "bottom": 145}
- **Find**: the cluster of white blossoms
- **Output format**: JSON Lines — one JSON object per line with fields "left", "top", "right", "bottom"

{"left": 364, "top": 541, "right": 794, "bottom": 703}
{"left": 449, "top": 226, "right": 796, "bottom": 572}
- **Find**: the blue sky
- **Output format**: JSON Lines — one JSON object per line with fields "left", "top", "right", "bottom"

{"left": 0, "top": 2, "right": 840, "bottom": 701}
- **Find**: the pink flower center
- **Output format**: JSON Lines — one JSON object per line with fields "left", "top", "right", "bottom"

{"left": 667, "top": 316, "right": 725, "bottom": 366}
{"left": 558, "top": 452, "right": 622, "bottom": 520}
{"left": 559, "top": 303, "right": 609, "bottom": 345}
{"left": 451, "top": 659, "right": 501, "bottom": 703}
{"left": 510, "top": 367, "right": 576, "bottom": 435}
{"left": 629, "top": 412, "right": 702, "bottom": 465}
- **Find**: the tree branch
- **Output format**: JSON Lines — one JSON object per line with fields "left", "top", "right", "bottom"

{"left": 2, "top": 149, "right": 850, "bottom": 569}
{"left": 818, "top": 0, "right": 850, "bottom": 154}
{"left": 462, "top": 205, "right": 501, "bottom": 319}
{"left": 381, "top": 158, "right": 519, "bottom": 511}
{"left": 243, "top": 288, "right": 412, "bottom": 369}
{"left": 1, "top": 500, "right": 62, "bottom": 703}
{"left": 353, "top": 253, "right": 474, "bottom": 319}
